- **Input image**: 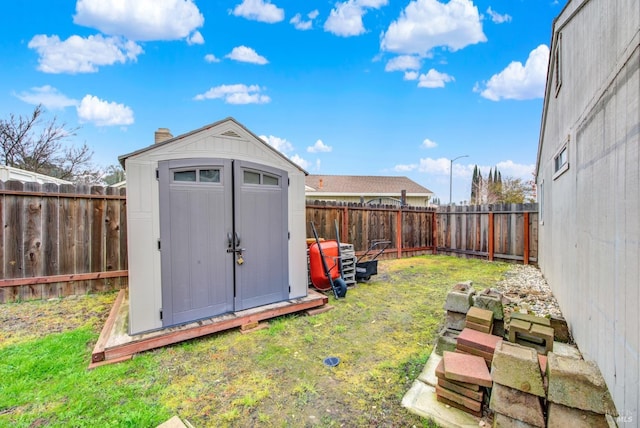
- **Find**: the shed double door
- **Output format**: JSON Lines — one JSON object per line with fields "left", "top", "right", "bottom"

{"left": 158, "top": 158, "right": 289, "bottom": 327}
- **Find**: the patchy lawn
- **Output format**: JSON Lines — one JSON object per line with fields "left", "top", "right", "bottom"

{"left": 0, "top": 255, "right": 511, "bottom": 427}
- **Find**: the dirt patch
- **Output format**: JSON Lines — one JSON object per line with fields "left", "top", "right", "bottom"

{"left": 0, "top": 293, "right": 116, "bottom": 346}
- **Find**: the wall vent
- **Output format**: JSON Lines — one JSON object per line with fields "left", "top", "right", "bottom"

{"left": 221, "top": 130, "right": 242, "bottom": 138}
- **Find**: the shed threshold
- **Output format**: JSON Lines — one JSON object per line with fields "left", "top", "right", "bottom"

{"left": 89, "top": 289, "right": 329, "bottom": 368}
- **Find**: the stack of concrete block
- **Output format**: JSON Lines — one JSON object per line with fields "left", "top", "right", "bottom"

{"left": 456, "top": 327, "right": 503, "bottom": 368}
{"left": 444, "top": 281, "right": 476, "bottom": 330}
{"left": 435, "top": 351, "right": 492, "bottom": 417}
{"left": 508, "top": 313, "right": 554, "bottom": 355}
{"left": 435, "top": 281, "right": 476, "bottom": 355}
{"left": 473, "top": 288, "right": 505, "bottom": 337}
{"left": 546, "top": 353, "right": 617, "bottom": 427}
{"left": 490, "top": 341, "right": 547, "bottom": 427}
{"left": 465, "top": 306, "right": 493, "bottom": 333}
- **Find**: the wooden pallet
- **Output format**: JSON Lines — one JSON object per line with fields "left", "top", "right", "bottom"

{"left": 90, "top": 289, "right": 329, "bottom": 368}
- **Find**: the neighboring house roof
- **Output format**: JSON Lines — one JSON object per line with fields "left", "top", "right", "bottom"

{"left": 118, "top": 116, "right": 308, "bottom": 175}
{"left": 305, "top": 175, "right": 433, "bottom": 196}
{"left": 0, "top": 165, "right": 72, "bottom": 185}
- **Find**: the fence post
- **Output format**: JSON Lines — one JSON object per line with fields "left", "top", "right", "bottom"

{"left": 488, "top": 211, "right": 494, "bottom": 261}
{"left": 432, "top": 210, "right": 437, "bottom": 254}
{"left": 342, "top": 206, "right": 348, "bottom": 243}
{"left": 523, "top": 211, "right": 530, "bottom": 265}
{"left": 396, "top": 207, "right": 402, "bottom": 258}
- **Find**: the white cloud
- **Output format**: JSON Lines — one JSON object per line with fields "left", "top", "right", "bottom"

{"left": 187, "top": 31, "right": 204, "bottom": 45}
{"left": 15, "top": 85, "right": 78, "bottom": 110}
{"left": 193, "top": 84, "right": 271, "bottom": 104}
{"left": 385, "top": 55, "right": 422, "bottom": 72}
{"left": 422, "top": 138, "right": 437, "bottom": 148}
{"left": 393, "top": 164, "right": 417, "bottom": 172}
{"left": 418, "top": 69, "right": 454, "bottom": 88}
{"left": 324, "top": 0, "right": 388, "bottom": 37}
{"left": 225, "top": 46, "right": 269, "bottom": 64}
{"left": 204, "top": 54, "right": 220, "bottom": 63}
{"left": 307, "top": 139, "right": 332, "bottom": 153}
{"left": 418, "top": 157, "right": 449, "bottom": 175}
{"left": 28, "top": 34, "right": 143, "bottom": 74}
{"left": 495, "top": 160, "right": 535, "bottom": 179}
{"left": 419, "top": 157, "right": 472, "bottom": 178}
{"left": 290, "top": 154, "right": 311, "bottom": 169}
{"left": 477, "top": 44, "right": 549, "bottom": 101}
{"left": 486, "top": 7, "right": 511, "bottom": 24}
{"left": 380, "top": 0, "right": 486, "bottom": 56}
{"left": 74, "top": 0, "right": 204, "bottom": 41}
{"left": 232, "top": 0, "right": 284, "bottom": 23}
{"left": 404, "top": 71, "right": 419, "bottom": 80}
{"left": 77, "top": 95, "right": 134, "bottom": 126}
{"left": 259, "top": 135, "right": 294, "bottom": 153}
{"left": 290, "top": 10, "right": 319, "bottom": 30}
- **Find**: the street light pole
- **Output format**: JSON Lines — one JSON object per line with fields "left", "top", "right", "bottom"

{"left": 449, "top": 155, "right": 469, "bottom": 205}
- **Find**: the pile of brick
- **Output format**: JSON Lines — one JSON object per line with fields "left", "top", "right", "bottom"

{"left": 435, "top": 351, "right": 492, "bottom": 417}
{"left": 430, "top": 282, "right": 618, "bottom": 425}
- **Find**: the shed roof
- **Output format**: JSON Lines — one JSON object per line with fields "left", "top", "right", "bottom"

{"left": 305, "top": 175, "right": 432, "bottom": 195}
{"left": 118, "top": 116, "right": 307, "bottom": 174}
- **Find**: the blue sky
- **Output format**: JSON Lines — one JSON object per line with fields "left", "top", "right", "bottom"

{"left": 1, "top": 0, "right": 564, "bottom": 203}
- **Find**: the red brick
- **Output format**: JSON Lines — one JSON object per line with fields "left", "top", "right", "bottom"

{"left": 437, "top": 378, "right": 484, "bottom": 401}
{"left": 538, "top": 354, "right": 547, "bottom": 373}
{"left": 443, "top": 351, "right": 493, "bottom": 387}
{"left": 435, "top": 384, "right": 482, "bottom": 412}
{"left": 457, "top": 328, "right": 503, "bottom": 354}
{"left": 436, "top": 394, "right": 482, "bottom": 418}
{"left": 435, "top": 359, "right": 481, "bottom": 391}
{"left": 456, "top": 342, "right": 494, "bottom": 364}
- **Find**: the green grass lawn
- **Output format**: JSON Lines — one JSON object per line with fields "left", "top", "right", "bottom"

{"left": 0, "top": 255, "right": 512, "bottom": 427}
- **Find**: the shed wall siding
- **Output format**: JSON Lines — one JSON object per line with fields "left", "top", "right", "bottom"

{"left": 124, "top": 122, "right": 307, "bottom": 334}
{"left": 537, "top": 0, "right": 639, "bottom": 418}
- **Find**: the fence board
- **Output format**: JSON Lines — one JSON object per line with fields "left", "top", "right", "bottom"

{"left": 42, "top": 183, "right": 59, "bottom": 299}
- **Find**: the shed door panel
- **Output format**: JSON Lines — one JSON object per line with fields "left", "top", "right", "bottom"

{"left": 234, "top": 161, "right": 289, "bottom": 310}
{"left": 159, "top": 159, "right": 234, "bottom": 326}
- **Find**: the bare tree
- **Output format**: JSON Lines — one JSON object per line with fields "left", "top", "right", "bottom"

{"left": 0, "top": 105, "right": 97, "bottom": 182}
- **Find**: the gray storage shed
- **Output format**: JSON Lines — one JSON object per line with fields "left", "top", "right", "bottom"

{"left": 119, "top": 117, "right": 308, "bottom": 335}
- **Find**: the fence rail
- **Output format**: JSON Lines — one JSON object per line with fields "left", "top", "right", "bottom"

{"left": 0, "top": 183, "right": 538, "bottom": 303}
{"left": 0, "top": 181, "right": 128, "bottom": 303}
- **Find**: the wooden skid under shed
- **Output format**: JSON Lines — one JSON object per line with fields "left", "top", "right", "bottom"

{"left": 90, "top": 289, "right": 329, "bottom": 368}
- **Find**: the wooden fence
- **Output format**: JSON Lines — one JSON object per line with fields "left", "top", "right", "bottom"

{"left": 435, "top": 204, "right": 538, "bottom": 263}
{"left": 306, "top": 201, "right": 538, "bottom": 263}
{"left": 306, "top": 201, "right": 437, "bottom": 259}
{"left": 0, "top": 181, "right": 127, "bottom": 303}
{"left": 0, "top": 184, "right": 537, "bottom": 303}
